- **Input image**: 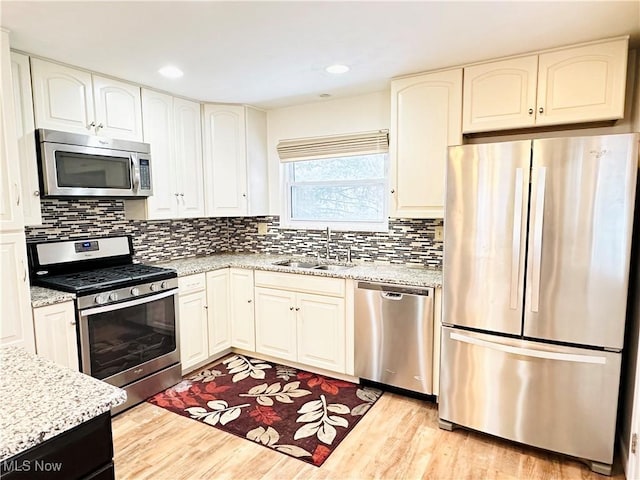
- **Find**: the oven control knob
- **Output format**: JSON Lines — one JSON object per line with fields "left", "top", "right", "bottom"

{"left": 95, "top": 294, "right": 108, "bottom": 305}
{"left": 160, "top": 281, "right": 167, "bottom": 289}
{"left": 150, "top": 283, "right": 159, "bottom": 292}
{"left": 130, "top": 287, "right": 140, "bottom": 296}
{"left": 109, "top": 292, "right": 119, "bottom": 301}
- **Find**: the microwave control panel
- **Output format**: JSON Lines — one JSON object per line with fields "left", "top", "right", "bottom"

{"left": 139, "top": 159, "right": 151, "bottom": 190}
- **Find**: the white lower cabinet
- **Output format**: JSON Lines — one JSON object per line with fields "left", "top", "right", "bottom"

{"left": 229, "top": 268, "right": 255, "bottom": 351}
{"left": 254, "top": 287, "right": 297, "bottom": 361}
{"left": 254, "top": 271, "right": 347, "bottom": 374}
{"left": 206, "top": 269, "right": 232, "bottom": 355}
{"left": 178, "top": 274, "right": 209, "bottom": 373}
{"left": 32, "top": 301, "right": 78, "bottom": 370}
{"left": 296, "top": 293, "right": 345, "bottom": 373}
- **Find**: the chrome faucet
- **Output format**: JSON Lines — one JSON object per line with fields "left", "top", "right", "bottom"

{"left": 325, "top": 226, "right": 331, "bottom": 260}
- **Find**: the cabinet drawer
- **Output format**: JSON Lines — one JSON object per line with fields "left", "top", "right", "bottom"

{"left": 178, "top": 273, "right": 206, "bottom": 294}
{"left": 254, "top": 271, "right": 345, "bottom": 297}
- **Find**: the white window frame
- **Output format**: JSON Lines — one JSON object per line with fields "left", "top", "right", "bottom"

{"left": 280, "top": 154, "right": 389, "bottom": 232}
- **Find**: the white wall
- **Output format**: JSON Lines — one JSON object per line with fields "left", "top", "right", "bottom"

{"left": 266, "top": 91, "right": 390, "bottom": 213}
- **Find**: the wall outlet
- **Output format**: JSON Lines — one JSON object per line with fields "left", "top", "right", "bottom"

{"left": 434, "top": 226, "right": 444, "bottom": 241}
{"left": 257, "top": 222, "right": 268, "bottom": 235}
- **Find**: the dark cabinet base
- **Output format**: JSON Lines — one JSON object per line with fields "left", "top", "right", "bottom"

{"left": 1, "top": 412, "right": 115, "bottom": 480}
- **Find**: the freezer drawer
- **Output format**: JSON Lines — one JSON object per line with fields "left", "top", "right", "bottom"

{"left": 355, "top": 282, "right": 434, "bottom": 394}
{"left": 439, "top": 327, "right": 621, "bottom": 465}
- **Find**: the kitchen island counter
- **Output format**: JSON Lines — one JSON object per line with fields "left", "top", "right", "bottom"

{"left": 0, "top": 346, "right": 126, "bottom": 462}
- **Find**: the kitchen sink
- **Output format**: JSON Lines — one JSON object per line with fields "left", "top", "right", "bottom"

{"left": 272, "top": 260, "right": 353, "bottom": 271}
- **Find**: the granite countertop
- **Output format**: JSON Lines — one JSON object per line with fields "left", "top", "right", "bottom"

{"left": 31, "top": 286, "right": 75, "bottom": 308}
{"left": 30, "top": 253, "right": 442, "bottom": 306}
{"left": 0, "top": 346, "right": 126, "bottom": 461}
{"left": 154, "top": 253, "right": 443, "bottom": 288}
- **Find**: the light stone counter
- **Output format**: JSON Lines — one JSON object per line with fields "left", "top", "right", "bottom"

{"left": 0, "top": 346, "right": 126, "bottom": 461}
{"left": 155, "top": 253, "right": 443, "bottom": 288}
{"left": 30, "top": 253, "right": 443, "bottom": 307}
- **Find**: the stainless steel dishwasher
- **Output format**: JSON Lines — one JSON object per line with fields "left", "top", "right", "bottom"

{"left": 355, "top": 282, "right": 434, "bottom": 394}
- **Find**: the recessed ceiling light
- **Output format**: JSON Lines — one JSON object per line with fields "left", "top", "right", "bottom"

{"left": 158, "top": 65, "right": 184, "bottom": 79}
{"left": 325, "top": 64, "right": 350, "bottom": 74}
{"left": 319, "top": 93, "right": 331, "bottom": 98}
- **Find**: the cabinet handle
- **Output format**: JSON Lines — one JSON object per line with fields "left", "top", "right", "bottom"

{"left": 22, "top": 260, "right": 27, "bottom": 282}
{"left": 96, "top": 123, "right": 104, "bottom": 130}
{"left": 14, "top": 183, "right": 20, "bottom": 206}
{"left": 70, "top": 320, "right": 76, "bottom": 326}
{"left": 87, "top": 121, "right": 96, "bottom": 130}
{"left": 295, "top": 307, "right": 300, "bottom": 311}
{"left": 33, "top": 190, "right": 40, "bottom": 197}
{"left": 538, "top": 107, "right": 544, "bottom": 114}
{"left": 204, "top": 305, "right": 208, "bottom": 310}
{"left": 289, "top": 306, "right": 294, "bottom": 311}
{"left": 528, "top": 108, "right": 534, "bottom": 115}
{"left": 248, "top": 299, "right": 252, "bottom": 303}
{"left": 390, "top": 189, "right": 395, "bottom": 194}
{"left": 242, "top": 193, "right": 247, "bottom": 198}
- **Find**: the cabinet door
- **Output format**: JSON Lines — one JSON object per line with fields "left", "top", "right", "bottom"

{"left": 296, "top": 293, "right": 345, "bottom": 373}
{"left": 139, "top": 89, "right": 177, "bottom": 219}
{"left": 230, "top": 268, "right": 256, "bottom": 351}
{"left": 178, "top": 290, "right": 209, "bottom": 372}
{"left": 33, "top": 302, "right": 79, "bottom": 370}
{"left": 1, "top": 32, "right": 24, "bottom": 230}
{"left": 174, "top": 97, "right": 205, "bottom": 218}
{"left": 536, "top": 38, "right": 628, "bottom": 126}
{"left": 206, "top": 269, "right": 231, "bottom": 355}
{"left": 245, "top": 106, "right": 269, "bottom": 216}
{"left": 0, "top": 231, "right": 35, "bottom": 353}
{"left": 30, "top": 58, "right": 95, "bottom": 135}
{"left": 202, "top": 104, "right": 247, "bottom": 217}
{"left": 462, "top": 56, "right": 538, "bottom": 133}
{"left": 10, "top": 52, "right": 41, "bottom": 226}
{"left": 390, "top": 68, "right": 462, "bottom": 218}
{"left": 92, "top": 75, "right": 143, "bottom": 141}
{"left": 254, "top": 287, "right": 297, "bottom": 361}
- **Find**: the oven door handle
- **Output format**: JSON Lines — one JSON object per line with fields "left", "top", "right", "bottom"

{"left": 79, "top": 288, "right": 178, "bottom": 317}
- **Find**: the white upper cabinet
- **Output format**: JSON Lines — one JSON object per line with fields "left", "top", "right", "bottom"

{"left": 463, "top": 56, "right": 538, "bottom": 132}
{"left": 31, "top": 58, "right": 142, "bottom": 140}
{"left": 463, "top": 37, "right": 628, "bottom": 133}
{"left": 202, "top": 104, "right": 269, "bottom": 217}
{"left": 173, "top": 97, "right": 205, "bottom": 217}
{"left": 125, "top": 89, "right": 204, "bottom": 220}
{"left": 92, "top": 75, "right": 143, "bottom": 141}
{"left": 10, "top": 52, "right": 41, "bottom": 226}
{"left": 390, "top": 68, "right": 462, "bottom": 219}
{"left": 536, "top": 39, "right": 628, "bottom": 126}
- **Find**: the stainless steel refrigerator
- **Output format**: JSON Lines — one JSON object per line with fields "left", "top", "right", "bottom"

{"left": 439, "top": 133, "right": 639, "bottom": 475}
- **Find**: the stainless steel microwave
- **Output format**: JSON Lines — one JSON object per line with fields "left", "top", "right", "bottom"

{"left": 36, "top": 129, "right": 153, "bottom": 197}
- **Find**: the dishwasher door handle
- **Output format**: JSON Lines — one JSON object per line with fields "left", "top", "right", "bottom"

{"left": 381, "top": 292, "right": 403, "bottom": 300}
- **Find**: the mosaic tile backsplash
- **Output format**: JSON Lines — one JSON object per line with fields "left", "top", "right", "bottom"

{"left": 25, "top": 199, "right": 443, "bottom": 267}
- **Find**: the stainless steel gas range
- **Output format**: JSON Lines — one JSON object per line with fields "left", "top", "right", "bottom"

{"left": 28, "top": 235, "right": 181, "bottom": 414}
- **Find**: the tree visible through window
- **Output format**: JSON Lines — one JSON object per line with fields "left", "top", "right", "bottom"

{"left": 284, "top": 154, "right": 388, "bottom": 231}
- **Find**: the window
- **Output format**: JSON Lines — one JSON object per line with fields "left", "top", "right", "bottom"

{"left": 282, "top": 153, "right": 389, "bottom": 231}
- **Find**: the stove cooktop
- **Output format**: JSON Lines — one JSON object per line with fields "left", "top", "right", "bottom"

{"left": 33, "top": 264, "right": 177, "bottom": 295}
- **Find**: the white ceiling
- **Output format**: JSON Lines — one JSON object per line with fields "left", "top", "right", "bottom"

{"left": 2, "top": 1, "right": 639, "bottom": 109}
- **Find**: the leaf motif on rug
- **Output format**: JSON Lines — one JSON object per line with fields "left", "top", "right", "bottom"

{"left": 239, "top": 381, "right": 312, "bottom": 405}
{"left": 246, "top": 426, "right": 312, "bottom": 458}
{"left": 223, "top": 354, "right": 272, "bottom": 382}
{"left": 185, "top": 399, "right": 250, "bottom": 426}
{"left": 148, "top": 355, "right": 384, "bottom": 467}
{"left": 294, "top": 394, "right": 350, "bottom": 445}
{"left": 189, "top": 368, "right": 225, "bottom": 383}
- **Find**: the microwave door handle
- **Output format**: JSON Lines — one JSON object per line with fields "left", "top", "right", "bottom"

{"left": 131, "top": 155, "right": 141, "bottom": 192}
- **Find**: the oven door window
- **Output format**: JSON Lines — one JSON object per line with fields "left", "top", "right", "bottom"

{"left": 84, "top": 294, "right": 176, "bottom": 380}
{"left": 55, "top": 151, "right": 132, "bottom": 189}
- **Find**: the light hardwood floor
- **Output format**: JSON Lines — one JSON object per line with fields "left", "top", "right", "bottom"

{"left": 112, "top": 391, "right": 624, "bottom": 479}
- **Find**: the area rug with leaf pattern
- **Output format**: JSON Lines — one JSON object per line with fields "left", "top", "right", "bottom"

{"left": 147, "top": 354, "right": 383, "bottom": 466}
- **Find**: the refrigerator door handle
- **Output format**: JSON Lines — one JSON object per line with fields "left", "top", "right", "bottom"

{"left": 531, "top": 167, "right": 547, "bottom": 313}
{"left": 449, "top": 332, "right": 607, "bottom": 364}
{"left": 510, "top": 168, "right": 524, "bottom": 310}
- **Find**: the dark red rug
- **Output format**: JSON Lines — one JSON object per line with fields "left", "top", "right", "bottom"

{"left": 147, "top": 354, "right": 383, "bottom": 466}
